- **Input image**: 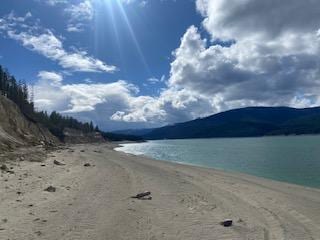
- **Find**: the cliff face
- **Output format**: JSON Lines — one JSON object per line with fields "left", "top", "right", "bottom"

{"left": 0, "top": 95, "right": 58, "bottom": 150}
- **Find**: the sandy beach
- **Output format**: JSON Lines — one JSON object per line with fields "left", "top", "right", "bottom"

{"left": 1, "top": 143, "right": 320, "bottom": 240}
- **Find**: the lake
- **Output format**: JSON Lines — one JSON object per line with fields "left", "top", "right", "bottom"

{"left": 115, "top": 135, "right": 320, "bottom": 188}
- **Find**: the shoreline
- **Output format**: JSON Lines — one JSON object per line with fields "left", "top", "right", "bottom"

{"left": 1, "top": 143, "right": 320, "bottom": 239}
{"left": 115, "top": 143, "right": 320, "bottom": 193}
{"left": 115, "top": 141, "right": 320, "bottom": 190}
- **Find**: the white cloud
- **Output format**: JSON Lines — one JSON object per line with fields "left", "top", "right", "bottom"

{"left": 65, "top": 0, "right": 93, "bottom": 32}
{"left": 32, "top": 73, "right": 215, "bottom": 130}
{"left": 38, "top": 71, "right": 63, "bottom": 86}
{"left": 167, "top": 0, "right": 320, "bottom": 113}
{"left": 42, "top": 0, "right": 67, "bottom": 6}
{"left": 146, "top": 75, "right": 165, "bottom": 84}
{"left": 0, "top": 13, "right": 117, "bottom": 73}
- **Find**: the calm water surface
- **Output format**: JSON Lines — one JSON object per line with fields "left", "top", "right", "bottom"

{"left": 115, "top": 136, "right": 320, "bottom": 188}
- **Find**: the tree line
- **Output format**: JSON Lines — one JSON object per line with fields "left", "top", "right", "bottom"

{"left": 0, "top": 65, "right": 99, "bottom": 140}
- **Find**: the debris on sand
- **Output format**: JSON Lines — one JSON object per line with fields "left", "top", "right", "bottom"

{"left": 221, "top": 219, "right": 233, "bottom": 227}
{"left": 84, "top": 163, "right": 91, "bottom": 167}
{"left": 44, "top": 186, "right": 56, "bottom": 192}
{"left": 1, "top": 164, "right": 14, "bottom": 174}
{"left": 131, "top": 191, "right": 152, "bottom": 200}
{"left": 53, "top": 160, "right": 65, "bottom": 166}
{"left": 0, "top": 164, "right": 9, "bottom": 172}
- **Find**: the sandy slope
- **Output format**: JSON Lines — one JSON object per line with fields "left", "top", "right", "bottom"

{"left": 0, "top": 143, "right": 320, "bottom": 240}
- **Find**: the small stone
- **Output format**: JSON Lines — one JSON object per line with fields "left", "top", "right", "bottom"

{"left": 44, "top": 186, "right": 56, "bottom": 192}
{"left": 0, "top": 164, "right": 9, "bottom": 172}
{"left": 54, "top": 160, "right": 65, "bottom": 166}
{"left": 2, "top": 219, "right": 8, "bottom": 223}
{"left": 221, "top": 219, "right": 233, "bottom": 227}
{"left": 83, "top": 163, "right": 91, "bottom": 167}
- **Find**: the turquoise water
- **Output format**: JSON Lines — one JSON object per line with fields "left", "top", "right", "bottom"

{"left": 116, "top": 136, "right": 320, "bottom": 188}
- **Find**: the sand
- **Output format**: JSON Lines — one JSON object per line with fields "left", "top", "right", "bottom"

{"left": 0, "top": 143, "right": 320, "bottom": 240}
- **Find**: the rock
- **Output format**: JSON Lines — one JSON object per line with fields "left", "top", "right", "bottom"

{"left": 80, "top": 150, "right": 85, "bottom": 153}
{"left": 1, "top": 219, "right": 7, "bottom": 223}
{"left": 44, "top": 186, "right": 56, "bottom": 192}
{"left": 0, "top": 164, "right": 9, "bottom": 172}
{"left": 53, "top": 160, "right": 65, "bottom": 166}
{"left": 221, "top": 219, "right": 233, "bottom": 227}
{"left": 83, "top": 163, "right": 91, "bottom": 167}
{"left": 131, "top": 191, "right": 152, "bottom": 199}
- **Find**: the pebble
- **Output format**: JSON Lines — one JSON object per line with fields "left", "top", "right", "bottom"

{"left": 44, "top": 186, "right": 56, "bottom": 192}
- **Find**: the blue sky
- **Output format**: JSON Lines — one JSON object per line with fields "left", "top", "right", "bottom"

{"left": 0, "top": 0, "right": 201, "bottom": 96}
{"left": 1, "top": 0, "right": 320, "bottom": 131}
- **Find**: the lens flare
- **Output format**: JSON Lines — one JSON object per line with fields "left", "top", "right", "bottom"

{"left": 94, "top": 0, "right": 150, "bottom": 74}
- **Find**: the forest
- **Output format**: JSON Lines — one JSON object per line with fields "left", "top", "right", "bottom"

{"left": 0, "top": 65, "right": 100, "bottom": 140}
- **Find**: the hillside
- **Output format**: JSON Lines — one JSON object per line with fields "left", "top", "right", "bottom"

{"left": 143, "top": 106, "right": 320, "bottom": 140}
{"left": 0, "top": 95, "right": 58, "bottom": 150}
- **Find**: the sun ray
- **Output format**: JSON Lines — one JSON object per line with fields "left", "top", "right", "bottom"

{"left": 94, "top": 0, "right": 150, "bottom": 74}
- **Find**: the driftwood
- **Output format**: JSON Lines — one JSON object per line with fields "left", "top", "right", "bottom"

{"left": 131, "top": 191, "right": 151, "bottom": 199}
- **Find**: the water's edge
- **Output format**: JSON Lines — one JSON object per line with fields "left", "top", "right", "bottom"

{"left": 114, "top": 137, "right": 320, "bottom": 189}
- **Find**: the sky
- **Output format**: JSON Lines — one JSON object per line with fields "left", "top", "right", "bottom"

{"left": 0, "top": 0, "right": 320, "bottom": 131}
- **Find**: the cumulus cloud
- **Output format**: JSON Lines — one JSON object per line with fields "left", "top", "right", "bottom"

{"left": 32, "top": 72, "right": 214, "bottom": 130}
{"left": 38, "top": 71, "right": 63, "bottom": 86}
{"left": 168, "top": 0, "right": 320, "bottom": 112}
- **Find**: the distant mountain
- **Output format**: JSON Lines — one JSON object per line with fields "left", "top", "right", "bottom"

{"left": 142, "top": 107, "right": 320, "bottom": 140}
{"left": 113, "top": 128, "right": 154, "bottom": 136}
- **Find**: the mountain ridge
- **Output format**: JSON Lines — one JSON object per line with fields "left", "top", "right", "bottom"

{"left": 123, "top": 106, "right": 320, "bottom": 140}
